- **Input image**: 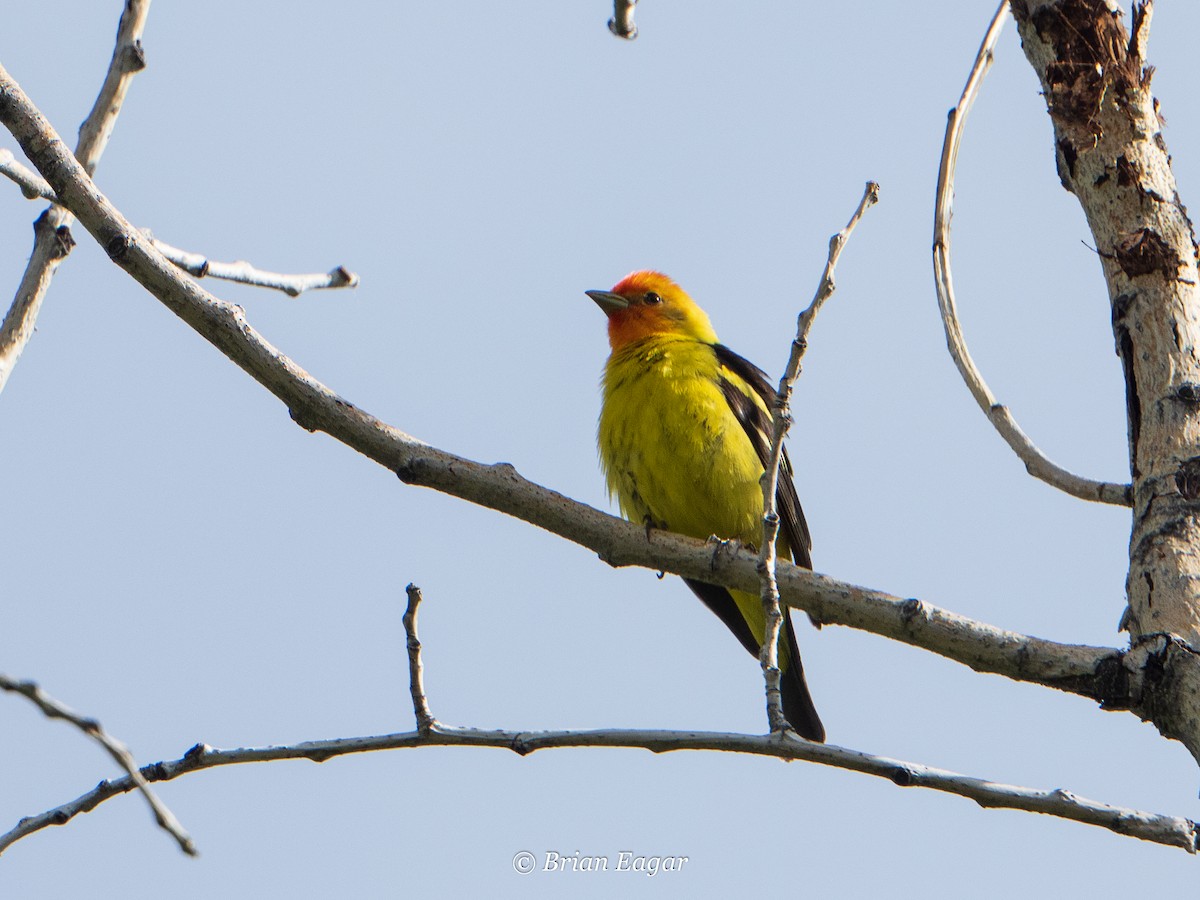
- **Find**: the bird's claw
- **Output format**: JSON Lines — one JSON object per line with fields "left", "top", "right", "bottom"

{"left": 706, "top": 536, "right": 741, "bottom": 571}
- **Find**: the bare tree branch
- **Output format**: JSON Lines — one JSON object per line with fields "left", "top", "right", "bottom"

{"left": 75, "top": 0, "right": 150, "bottom": 178}
{"left": 932, "top": 0, "right": 1132, "bottom": 507}
{"left": 2, "top": 723, "right": 1194, "bottom": 854}
{"left": 145, "top": 234, "right": 359, "bottom": 297}
{"left": 0, "top": 674, "right": 196, "bottom": 856}
{"left": 0, "top": 147, "right": 53, "bottom": 200}
{"left": 0, "top": 62, "right": 1133, "bottom": 716}
{"left": 0, "top": 0, "right": 151, "bottom": 395}
{"left": 758, "top": 180, "right": 880, "bottom": 733}
{"left": 0, "top": 153, "right": 359, "bottom": 297}
{"left": 608, "top": 0, "right": 638, "bottom": 39}
{"left": 0, "top": 548, "right": 1179, "bottom": 857}
{"left": 403, "top": 584, "right": 437, "bottom": 733}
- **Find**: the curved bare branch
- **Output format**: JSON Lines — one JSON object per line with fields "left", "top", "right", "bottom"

{"left": 932, "top": 0, "right": 1132, "bottom": 506}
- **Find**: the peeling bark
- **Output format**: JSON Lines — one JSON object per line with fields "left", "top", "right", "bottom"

{"left": 1012, "top": 0, "right": 1200, "bottom": 759}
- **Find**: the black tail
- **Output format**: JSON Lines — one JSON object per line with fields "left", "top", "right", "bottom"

{"left": 780, "top": 613, "right": 825, "bottom": 742}
{"left": 683, "top": 578, "right": 825, "bottom": 742}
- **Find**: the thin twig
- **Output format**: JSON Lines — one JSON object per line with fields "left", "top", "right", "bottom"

{"left": 146, "top": 234, "right": 358, "bottom": 297}
{"left": 0, "top": 0, "right": 152, "bottom": 395}
{"left": 1, "top": 725, "right": 1194, "bottom": 855}
{"left": 403, "top": 584, "right": 438, "bottom": 733}
{"left": 0, "top": 155, "right": 359, "bottom": 297}
{"left": 758, "top": 181, "right": 880, "bottom": 733}
{"left": 0, "top": 674, "right": 196, "bottom": 856}
{"left": 608, "top": 0, "right": 639, "bottom": 39}
{"left": 932, "top": 0, "right": 1131, "bottom": 507}
{"left": 0, "top": 148, "right": 54, "bottom": 200}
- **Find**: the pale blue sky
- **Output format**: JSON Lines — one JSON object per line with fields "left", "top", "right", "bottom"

{"left": 3, "top": 2, "right": 1200, "bottom": 896}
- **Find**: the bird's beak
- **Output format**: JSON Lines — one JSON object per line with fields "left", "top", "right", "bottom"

{"left": 586, "top": 290, "right": 629, "bottom": 316}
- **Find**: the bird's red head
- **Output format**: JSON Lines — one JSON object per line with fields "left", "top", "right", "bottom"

{"left": 586, "top": 270, "right": 718, "bottom": 351}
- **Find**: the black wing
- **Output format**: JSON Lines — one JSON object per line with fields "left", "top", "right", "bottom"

{"left": 712, "top": 343, "right": 812, "bottom": 569}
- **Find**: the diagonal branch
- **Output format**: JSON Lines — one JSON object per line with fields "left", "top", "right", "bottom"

{"left": 0, "top": 674, "right": 196, "bottom": 856}
{"left": 0, "top": 0, "right": 151, "bottom": 395}
{"left": 0, "top": 60, "right": 1132, "bottom": 714}
{"left": 75, "top": 0, "right": 150, "bottom": 179}
{"left": 932, "top": 0, "right": 1131, "bottom": 507}
{"left": 758, "top": 181, "right": 879, "bottom": 732}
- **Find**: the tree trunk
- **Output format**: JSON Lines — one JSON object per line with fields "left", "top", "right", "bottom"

{"left": 1011, "top": 0, "right": 1200, "bottom": 758}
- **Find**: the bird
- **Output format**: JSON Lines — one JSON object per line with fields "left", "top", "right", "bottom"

{"left": 587, "top": 270, "right": 824, "bottom": 741}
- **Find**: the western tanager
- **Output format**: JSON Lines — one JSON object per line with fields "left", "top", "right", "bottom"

{"left": 588, "top": 270, "right": 824, "bottom": 742}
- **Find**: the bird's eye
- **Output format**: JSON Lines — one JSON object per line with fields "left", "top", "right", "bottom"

{"left": 644, "top": 292, "right": 663, "bottom": 305}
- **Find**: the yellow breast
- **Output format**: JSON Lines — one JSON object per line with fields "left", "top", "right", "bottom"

{"left": 598, "top": 337, "right": 767, "bottom": 546}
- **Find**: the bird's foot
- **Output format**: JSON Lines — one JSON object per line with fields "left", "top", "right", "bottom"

{"left": 705, "top": 535, "right": 742, "bottom": 571}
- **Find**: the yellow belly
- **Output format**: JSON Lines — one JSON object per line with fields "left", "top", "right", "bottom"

{"left": 598, "top": 337, "right": 766, "bottom": 547}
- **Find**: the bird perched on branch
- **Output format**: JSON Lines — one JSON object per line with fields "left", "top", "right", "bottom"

{"left": 587, "top": 270, "right": 824, "bottom": 741}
